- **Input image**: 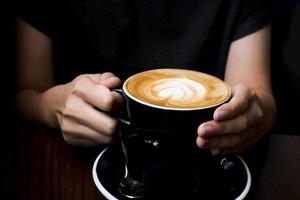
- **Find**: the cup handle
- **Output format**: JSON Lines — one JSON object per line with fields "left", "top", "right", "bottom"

{"left": 112, "top": 89, "right": 131, "bottom": 126}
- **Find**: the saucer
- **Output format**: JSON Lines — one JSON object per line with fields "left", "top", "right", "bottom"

{"left": 93, "top": 143, "right": 251, "bottom": 200}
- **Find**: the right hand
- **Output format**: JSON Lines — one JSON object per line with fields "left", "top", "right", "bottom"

{"left": 55, "top": 72, "right": 123, "bottom": 146}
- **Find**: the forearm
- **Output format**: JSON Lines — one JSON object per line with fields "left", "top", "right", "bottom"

{"left": 14, "top": 85, "right": 67, "bottom": 128}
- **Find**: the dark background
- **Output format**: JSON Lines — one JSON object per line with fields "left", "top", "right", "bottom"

{"left": 271, "top": 0, "right": 300, "bottom": 132}
{"left": 1, "top": 1, "right": 15, "bottom": 200}
{"left": 1, "top": 0, "right": 300, "bottom": 199}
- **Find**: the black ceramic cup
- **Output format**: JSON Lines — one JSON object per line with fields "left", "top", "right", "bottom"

{"left": 116, "top": 69, "right": 231, "bottom": 148}
{"left": 114, "top": 69, "right": 232, "bottom": 198}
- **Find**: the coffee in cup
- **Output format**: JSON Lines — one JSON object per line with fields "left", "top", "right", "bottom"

{"left": 124, "top": 68, "right": 230, "bottom": 110}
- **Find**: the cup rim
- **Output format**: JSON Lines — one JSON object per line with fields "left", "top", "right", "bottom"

{"left": 123, "top": 69, "right": 232, "bottom": 111}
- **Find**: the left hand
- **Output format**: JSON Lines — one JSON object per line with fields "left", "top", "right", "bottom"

{"left": 196, "top": 84, "right": 267, "bottom": 155}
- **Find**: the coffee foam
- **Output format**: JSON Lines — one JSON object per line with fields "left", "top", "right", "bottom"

{"left": 124, "top": 69, "right": 231, "bottom": 110}
{"left": 149, "top": 78, "right": 206, "bottom": 107}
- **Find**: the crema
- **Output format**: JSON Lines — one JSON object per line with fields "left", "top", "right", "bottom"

{"left": 124, "top": 69, "right": 231, "bottom": 109}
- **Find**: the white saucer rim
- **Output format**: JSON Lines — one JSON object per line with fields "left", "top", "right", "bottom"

{"left": 235, "top": 155, "right": 251, "bottom": 200}
{"left": 92, "top": 147, "right": 252, "bottom": 200}
{"left": 93, "top": 147, "right": 118, "bottom": 200}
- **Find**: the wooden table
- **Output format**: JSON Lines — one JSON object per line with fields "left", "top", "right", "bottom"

{"left": 248, "top": 132, "right": 300, "bottom": 200}
{"left": 6, "top": 124, "right": 300, "bottom": 200}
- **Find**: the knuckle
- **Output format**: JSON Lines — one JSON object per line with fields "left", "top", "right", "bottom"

{"left": 63, "top": 99, "right": 78, "bottom": 118}
{"left": 243, "top": 85, "right": 251, "bottom": 94}
{"left": 249, "top": 88, "right": 256, "bottom": 98}
{"left": 236, "top": 85, "right": 254, "bottom": 107}
{"left": 256, "top": 107, "right": 264, "bottom": 122}
{"left": 74, "top": 74, "right": 87, "bottom": 81}
{"left": 236, "top": 84, "right": 248, "bottom": 94}
{"left": 102, "top": 72, "right": 114, "bottom": 77}
{"left": 60, "top": 121, "right": 73, "bottom": 137}
{"left": 72, "top": 77, "right": 89, "bottom": 95}
{"left": 101, "top": 136, "right": 113, "bottom": 145}
{"left": 61, "top": 131, "right": 73, "bottom": 144}
{"left": 246, "top": 87, "right": 256, "bottom": 104}
{"left": 105, "top": 119, "right": 118, "bottom": 135}
{"left": 235, "top": 83, "right": 244, "bottom": 90}
{"left": 102, "top": 93, "right": 115, "bottom": 111}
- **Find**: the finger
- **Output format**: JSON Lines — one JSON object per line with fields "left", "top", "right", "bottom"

{"left": 199, "top": 127, "right": 255, "bottom": 147}
{"left": 204, "top": 128, "right": 257, "bottom": 155}
{"left": 199, "top": 100, "right": 262, "bottom": 138}
{"left": 99, "top": 72, "right": 118, "bottom": 82}
{"left": 110, "top": 91, "right": 124, "bottom": 111}
{"left": 61, "top": 118, "right": 114, "bottom": 145}
{"left": 64, "top": 97, "right": 118, "bottom": 135}
{"left": 72, "top": 77, "right": 123, "bottom": 112}
{"left": 88, "top": 73, "right": 122, "bottom": 89}
{"left": 87, "top": 72, "right": 115, "bottom": 83}
{"left": 196, "top": 134, "right": 242, "bottom": 149}
{"left": 103, "top": 76, "right": 122, "bottom": 89}
{"left": 214, "top": 85, "right": 256, "bottom": 121}
{"left": 89, "top": 73, "right": 123, "bottom": 110}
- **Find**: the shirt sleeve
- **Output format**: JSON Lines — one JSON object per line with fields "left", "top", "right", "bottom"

{"left": 232, "top": 0, "right": 273, "bottom": 41}
{"left": 15, "top": 0, "right": 58, "bottom": 38}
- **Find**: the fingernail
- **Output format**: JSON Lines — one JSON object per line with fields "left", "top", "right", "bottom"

{"left": 210, "top": 148, "right": 220, "bottom": 156}
{"left": 197, "top": 137, "right": 209, "bottom": 148}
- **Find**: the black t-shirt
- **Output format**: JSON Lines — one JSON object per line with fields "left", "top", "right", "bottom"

{"left": 15, "top": 0, "right": 273, "bottom": 179}
{"left": 16, "top": 0, "right": 271, "bottom": 84}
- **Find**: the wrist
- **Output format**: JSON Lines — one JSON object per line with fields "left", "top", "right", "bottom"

{"left": 256, "top": 90, "right": 277, "bottom": 133}
{"left": 39, "top": 84, "right": 69, "bottom": 128}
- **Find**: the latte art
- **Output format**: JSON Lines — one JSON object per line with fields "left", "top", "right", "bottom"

{"left": 124, "top": 69, "right": 231, "bottom": 109}
{"left": 150, "top": 78, "right": 206, "bottom": 107}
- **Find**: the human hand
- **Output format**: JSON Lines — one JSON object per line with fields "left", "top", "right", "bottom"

{"left": 196, "top": 84, "right": 267, "bottom": 155}
{"left": 55, "top": 72, "right": 123, "bottom": 146}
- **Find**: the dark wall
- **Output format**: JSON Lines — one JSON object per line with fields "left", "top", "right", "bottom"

{"left": 1, "top": 2, "right": 15, "bottom": 199}
{"left": 272, "top": 0, "right": 300, "bottom": 133}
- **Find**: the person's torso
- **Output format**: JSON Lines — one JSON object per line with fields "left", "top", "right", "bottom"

{"left": 50, "top": 0, "right": 242, "bottom": 83}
